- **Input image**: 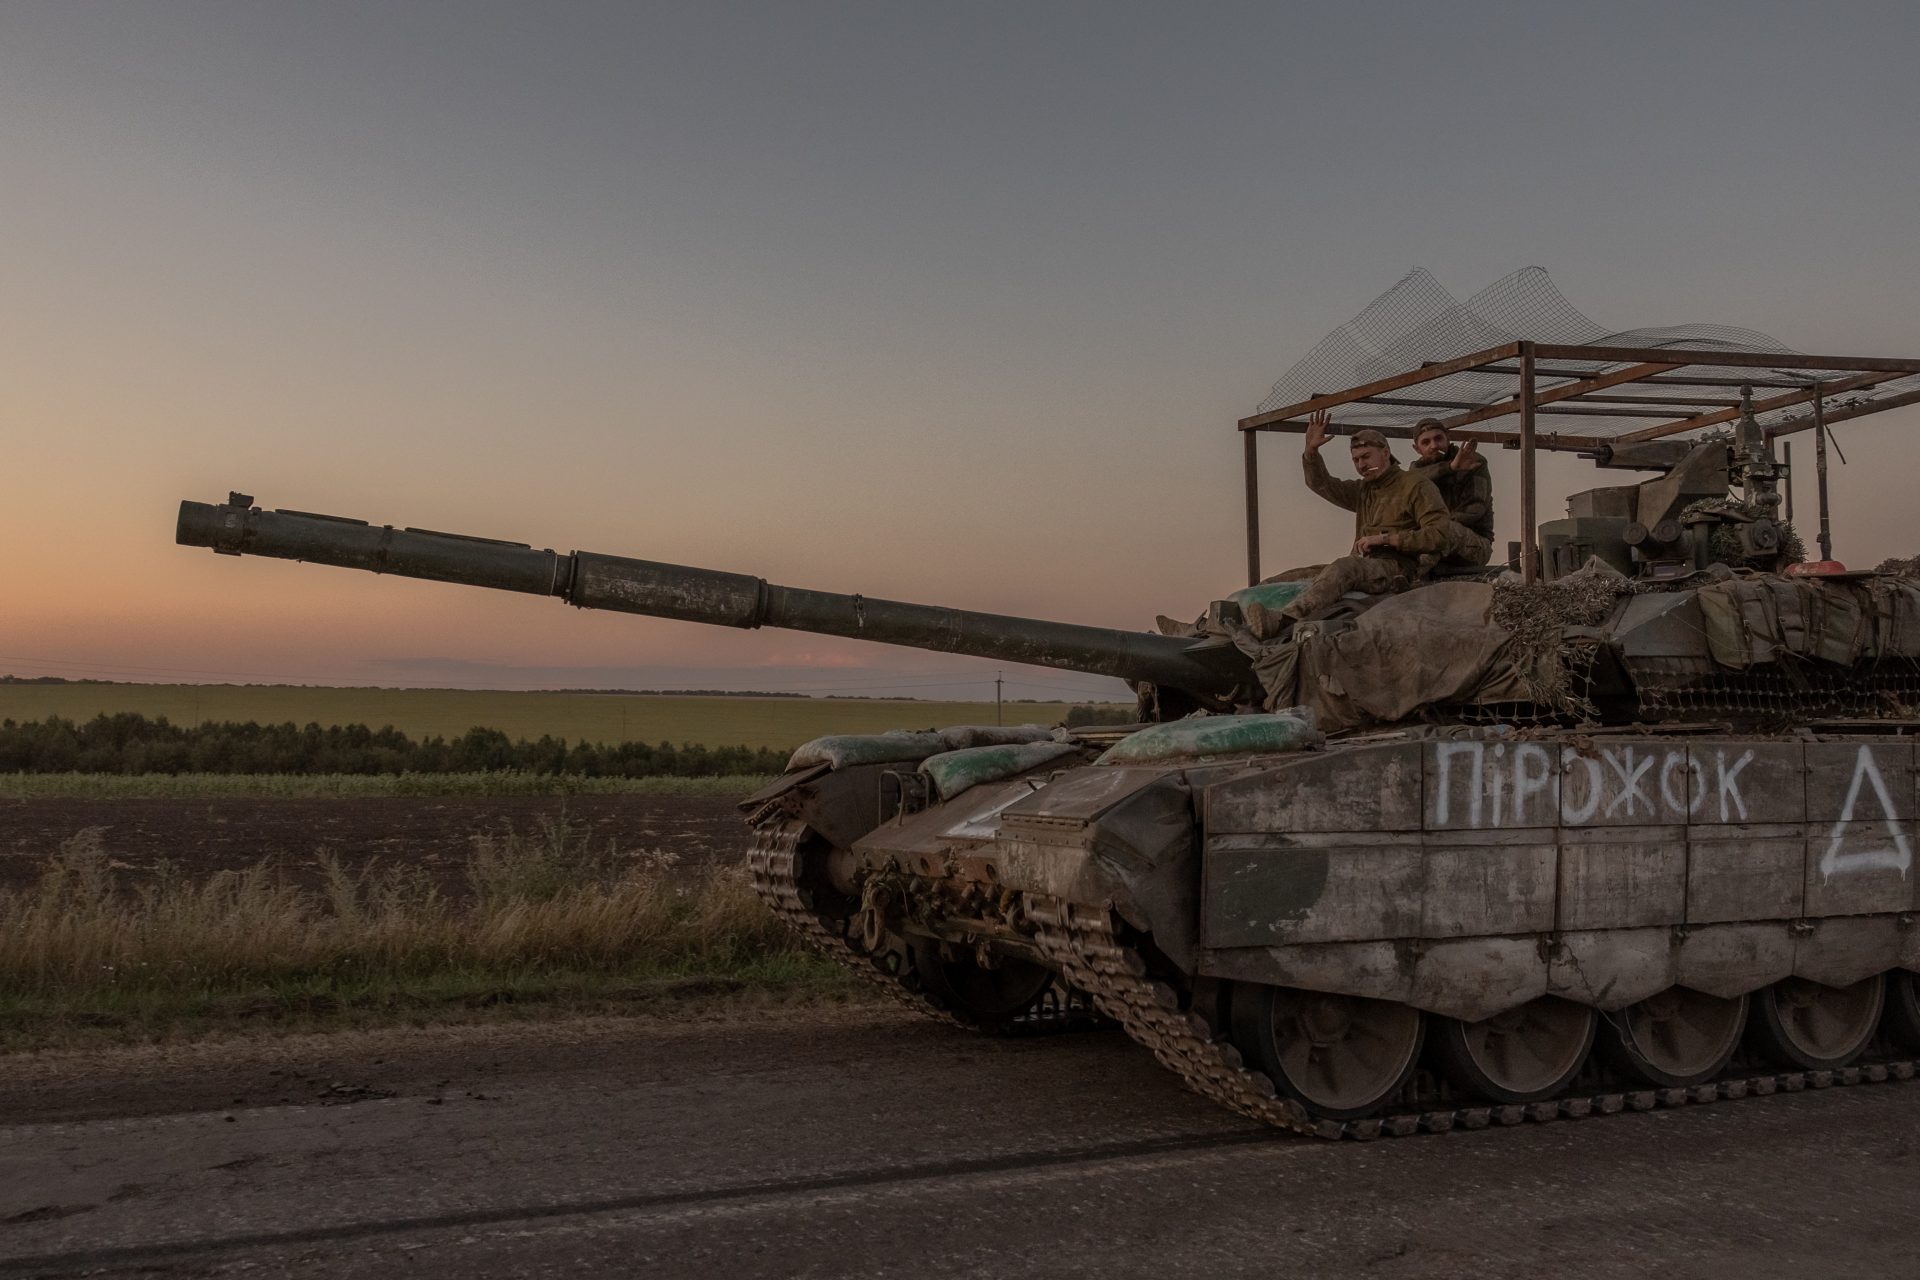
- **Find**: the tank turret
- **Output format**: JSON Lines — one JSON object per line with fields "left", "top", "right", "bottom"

{"left": 1543, "top": 430, "right": 1798, "bottom": 581}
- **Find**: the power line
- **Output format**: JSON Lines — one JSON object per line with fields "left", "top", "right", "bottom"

{"left": 1000, "top": 678, "right": 1130, "bottom": 697}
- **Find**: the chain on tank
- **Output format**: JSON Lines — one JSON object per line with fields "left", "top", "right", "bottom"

{"left": 745, "top": 813, "right": 1092, "bottom": 1035}
{"left": 1024, "top": 894, "right": 1920, "bottom": 1141}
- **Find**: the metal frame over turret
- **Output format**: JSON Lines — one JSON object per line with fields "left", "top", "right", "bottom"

{"left": 1238, "top": 342, "right": 1920, "bottom": 585}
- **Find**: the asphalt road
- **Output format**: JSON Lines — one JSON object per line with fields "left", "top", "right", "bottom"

{"left": 4, "top": 1005, "right": 1918, "bottom": 1279}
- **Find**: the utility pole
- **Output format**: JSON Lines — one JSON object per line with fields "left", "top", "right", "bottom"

{"left": 995, "top": 672, "right": 1003, "bottom": 725}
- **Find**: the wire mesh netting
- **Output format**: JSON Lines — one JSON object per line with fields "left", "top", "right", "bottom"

{"left": 1256, "top": 267, "right": 1920, "bottom": 444}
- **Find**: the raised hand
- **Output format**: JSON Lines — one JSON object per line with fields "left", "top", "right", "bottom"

{"left": 1451, "top": 438, "right": 1480, "bottom": 472}
{"left": 1304, "top": 408, "right": 1331, "bottom": 453}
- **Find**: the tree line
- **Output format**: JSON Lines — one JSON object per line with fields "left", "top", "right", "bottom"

{"left": 0, "top": 714, "right": 787, "bottom": 778}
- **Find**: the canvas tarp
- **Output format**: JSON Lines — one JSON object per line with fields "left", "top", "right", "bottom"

{"left": 1235, "top": 581, "right": 1546, "bottom": 733}
{"left": 1696, "top": 574, "right": 1920, "bottom": 669}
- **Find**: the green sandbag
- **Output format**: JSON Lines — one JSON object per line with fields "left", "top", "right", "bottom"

{"left": 920, "top": 741, "right": 1082, "bottom": 800}
{"left": 1231, "top": 581, "right": 1309, "bottom": 614}
{"left": 1097, "top": 713, "right": 1320, "bottom": 765}
{"left": 787, "top": 724, "right": 1054, "bottom": 772}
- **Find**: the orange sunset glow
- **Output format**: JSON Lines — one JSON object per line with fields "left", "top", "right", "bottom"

{"left": 5, "top": 5, "right": 1918, "bottom": 699}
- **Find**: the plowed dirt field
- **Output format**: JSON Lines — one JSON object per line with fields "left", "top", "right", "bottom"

{"left": 0, "top": 793, "right": 753, "bottom": 894}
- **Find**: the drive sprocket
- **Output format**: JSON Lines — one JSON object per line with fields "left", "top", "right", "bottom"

{"left": 747, "top": 814, "right": 1092, "bottom": 1035}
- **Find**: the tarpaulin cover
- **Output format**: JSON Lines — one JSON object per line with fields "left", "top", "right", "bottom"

{"left": 1696, "top": 574, "right": 1920, "bottom": 669}
{"left": 919, "top": 741, "right": 1083, "bottom": 800}
{"left": 1097, "top": 712, "right": 1321, "bottom": 765}
{"left": 787, "top": 724, "right": 1055, "bottom": 772}
{"left": 1239, "top": 581, "right": 1543, "bottom": 733}
{"left": 1232, "top": 568, "right": 1920, "bottom": 735}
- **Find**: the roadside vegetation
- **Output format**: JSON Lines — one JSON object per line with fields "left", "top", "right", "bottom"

{"left": 0, "top": 822, "right": 858, "bottom": 1049}
{"left": 0, "top": 695, "right": 1136, "bottom": 1047}
{"left": 0, "top": 714, "right": 789, "bottom": 778}
{"left": 0, "top": 684, "right": 1105, "bottom": 751}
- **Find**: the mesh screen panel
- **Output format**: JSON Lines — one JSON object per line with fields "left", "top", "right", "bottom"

{"left": 1257, "top": 267, "right": 1920, "bottom": 442}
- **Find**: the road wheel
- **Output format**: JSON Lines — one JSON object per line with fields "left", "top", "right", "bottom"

{"left": 1230, "top": 984, "right": 1423, "bottom": 1121}
{"left": 908, "top": 940, "right": 1059, "bottom": 1031}
{"left": 1434, "top": 997, "right": 1596, "bottom": 1104}
{"left": 1883, "top": 972, "right": 1920, "bottom": 1053}
{"left": 1605, "top": 988, "right": 1747, "bottom": 1088}
{"left": 1749, "top": 974, "right": 1884, "bottom": 1070}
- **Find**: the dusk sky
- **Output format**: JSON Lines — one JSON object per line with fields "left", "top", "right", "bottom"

{"left": 6, "top": 1, "right": 1919, "bottom": 701}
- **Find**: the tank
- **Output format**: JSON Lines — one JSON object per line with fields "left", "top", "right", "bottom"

{"left": 175, "top": 449, "right": 1920, "bottom": 1139}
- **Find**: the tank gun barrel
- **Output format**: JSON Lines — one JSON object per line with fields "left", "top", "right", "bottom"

{"left": 176, "top": 496, "right": 1248, "bottom": 698}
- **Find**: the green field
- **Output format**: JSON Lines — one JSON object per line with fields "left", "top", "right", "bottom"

{"left": 0, "top": 684, "right": 1112, "bottom": 752}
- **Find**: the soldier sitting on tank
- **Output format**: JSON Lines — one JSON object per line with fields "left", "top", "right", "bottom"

{"left": 1409, "top": 417, "right": 1495, "bottom": 569}
{"left": 1242, "top": 410, "right": 1453, "bottom": 640}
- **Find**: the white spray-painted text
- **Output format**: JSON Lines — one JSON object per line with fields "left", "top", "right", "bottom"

{"left": 1431, "top": 741, "right": 1913, "bottom": 882}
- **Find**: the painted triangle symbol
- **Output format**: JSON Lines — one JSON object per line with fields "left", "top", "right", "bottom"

{"left": 1819, "top": 745, "right": 1913, "bottom": 881}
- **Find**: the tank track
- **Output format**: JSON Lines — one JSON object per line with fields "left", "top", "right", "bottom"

{"left": 1025, "top": 894, "right": 1920, "bottom": 1141}
{"left": 746, "top": 814, "right": 1093, "bottom": 1036}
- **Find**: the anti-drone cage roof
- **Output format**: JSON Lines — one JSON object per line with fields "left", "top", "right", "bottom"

{"left": 1239, "top": 341, "right": 1920, "bottom": 453}
{"left": 1240, "top": 269, "right": 1920, "bottom": 450}
{"left": 1234, "top": 339, "right": 1920, "bottom": 586}
{"left": 1236, "top": 270, "right": 1920, "bottom": 583}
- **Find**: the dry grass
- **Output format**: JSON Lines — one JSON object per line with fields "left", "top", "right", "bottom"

{"left": 0, "top": 822, "right": 849, "bottom": 1046}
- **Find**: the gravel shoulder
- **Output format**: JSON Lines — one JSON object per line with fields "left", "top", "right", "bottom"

{"left": 4, "top": 1006, "right": 1917, "bottom": 1279}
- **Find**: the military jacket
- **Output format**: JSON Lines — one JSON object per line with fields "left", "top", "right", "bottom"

{"left": 1411, "top": 445, "right": 1495, "bottom": 538}
{"left": 1302, "top": 450, "right": 1452, "bottom": 574}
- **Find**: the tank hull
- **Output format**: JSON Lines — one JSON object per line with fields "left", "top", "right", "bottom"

{"left": 757, "top": 724, "right": 1920, "bottom": 1137}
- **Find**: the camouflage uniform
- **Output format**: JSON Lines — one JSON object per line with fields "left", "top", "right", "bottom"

{"left": 1412, "top": 444, "right": 1495, "bottom": 568}
{"left": 1265, "top": 448, "right": 1454, "bottom": 629}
